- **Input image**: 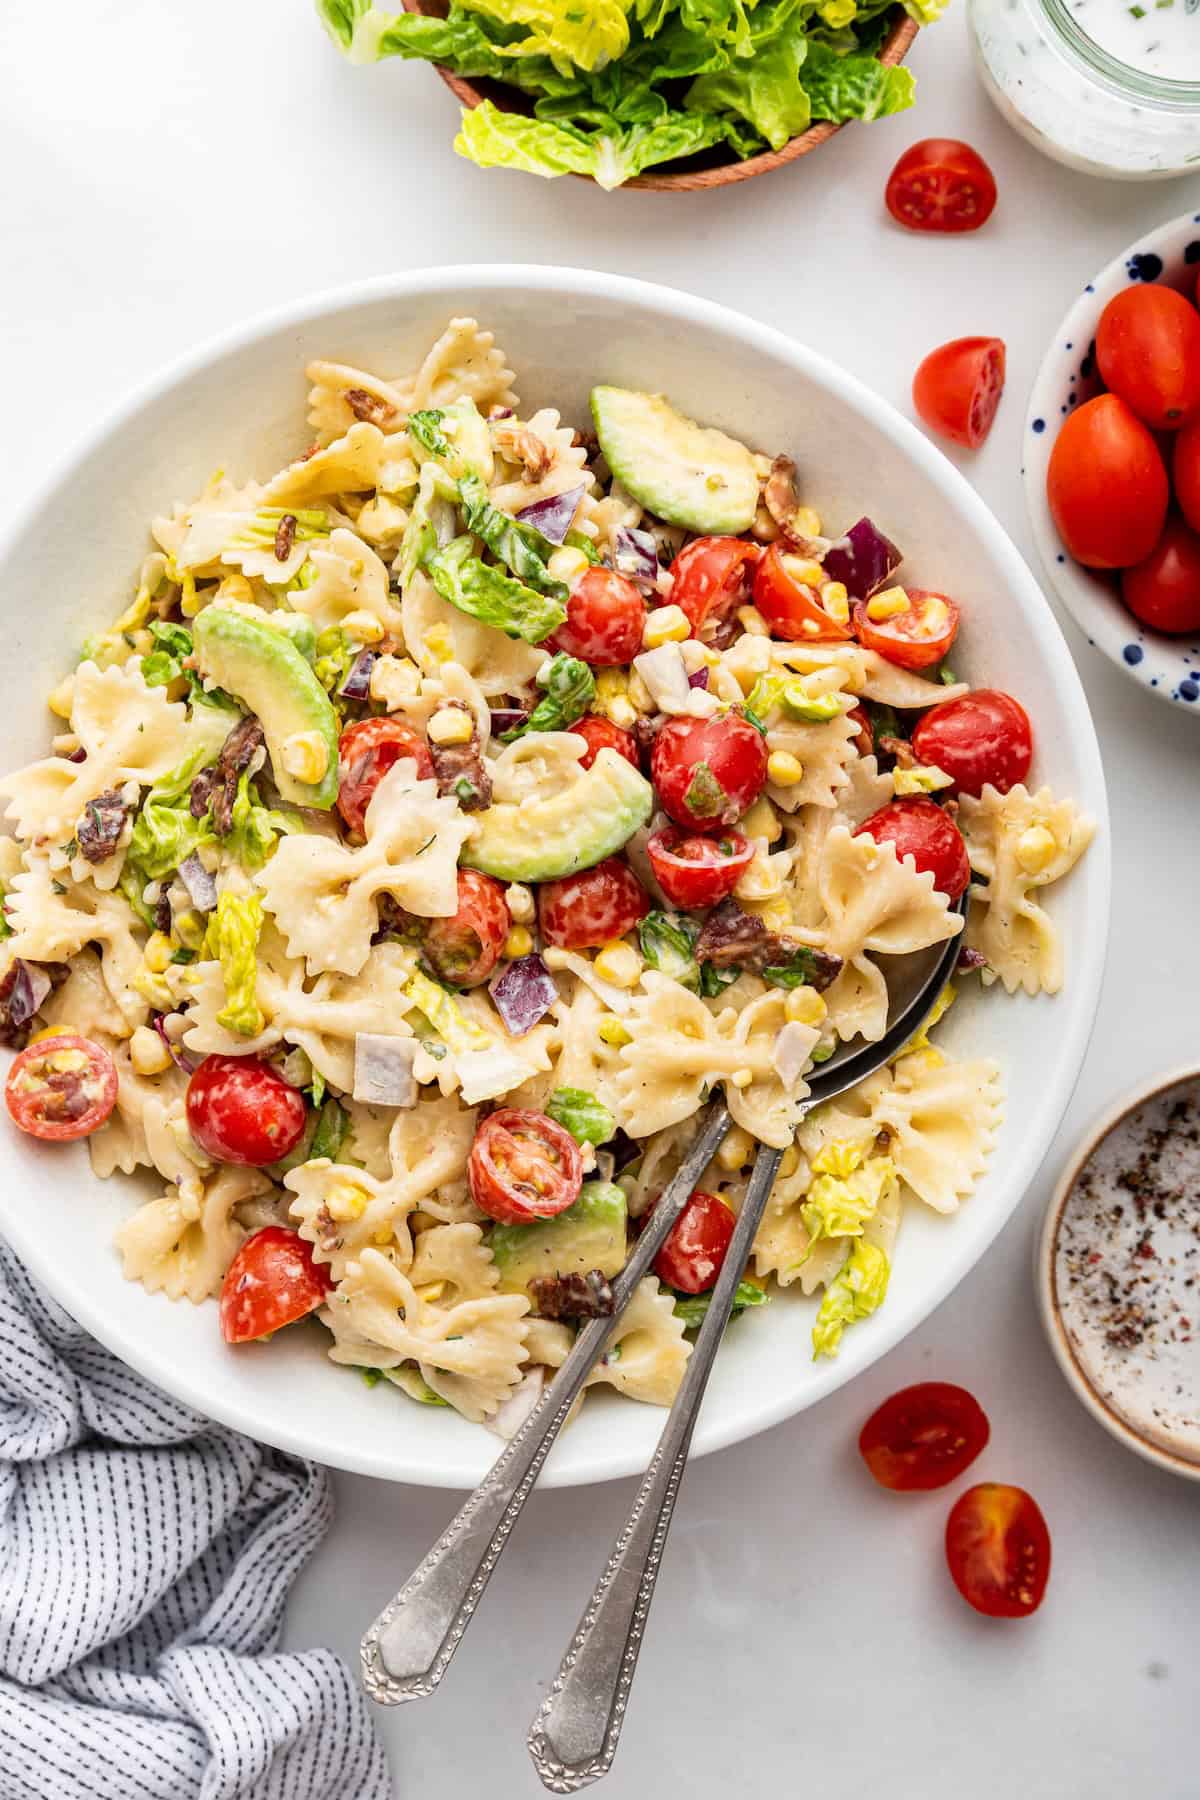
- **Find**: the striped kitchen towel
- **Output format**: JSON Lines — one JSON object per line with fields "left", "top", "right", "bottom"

{"left": 0, "top": 1243, "right": 392, "bottom": 1800}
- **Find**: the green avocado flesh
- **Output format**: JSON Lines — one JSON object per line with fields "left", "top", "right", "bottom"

{"left": 591, "top": 386, "right": 759, "bottom": 536}
{"left": 491, "top": 1180, "right": 629, "bottom": 1299}
{"left": 461, "top": 747, "right": 653, "bottom": 882}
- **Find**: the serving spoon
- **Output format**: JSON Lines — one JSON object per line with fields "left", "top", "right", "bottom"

{"left": 360, "top": 913, "right": 963, "bottom": 1775}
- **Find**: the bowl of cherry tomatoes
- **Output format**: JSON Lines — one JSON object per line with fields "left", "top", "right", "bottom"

{"left": 1024, "top": 211, "right": 1200, "bottom": 710}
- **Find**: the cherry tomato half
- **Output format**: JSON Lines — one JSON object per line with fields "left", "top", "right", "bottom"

{"left": 669, "top": 537, "right": 760, "bottom": 634}
{"left": 549, "top": 567, "right": 646, "bottom": 666}
{"left": 538, "top": 858, "right": 649, "bottom": 950}
{"left": 5, "top": 1033, "right": 117, "bottom": 1142}
{"left": 913, "top": 337, "right": 1006, "bottom": 450}
{"left": 653, "top": 1189, "right": 736, "bottom": 1295}
{"left": 186, "top": 1055, "right": 308, "bottom": 1168}
{"left": 885, "top": 138, "right": 998, "bottom": 234}
{"left": 651, "top": 713, "right": 769, "bottom": 832}
{"left": 1121, "top": 514, "right": 1200, "bottom": 636}
{"left": 852, "top": 587, "right": 961, "bottom": 672}
{"left": 1046, "top": 393, "right": 1168, "bottom": 569}
{"left": 945, "top": 1483, "right": 1051, "bottom": 1619}
{"left": 1096, "top": 284, "right": 1200, "bottom": 431}
{"left": 468, "top": 1108, "right": 583, "bottom": 1225}
{"left": 752, "top": 543, "right": 852, "bottom": 642}
{"left": 859, "top": 1382, "right": 990, "bottom": 1492}
{"left": 856, "top": 797, "right": 970, "bottom": 900}
{"left": 646, "top": 827, "right": 754, "bottom": 909}
{"left": 569, "top": 714, "right": 640, "bottom": 771}
{"left": 420, "top": 869, "right": 510, "bottom": 987}
{"left": 1174, "top": 417, "right": 1200, "bottom": 535}
{"left": 219, "top": 1226, "right": 334, "bottom": 1345}
{"left": 337, "top": 718, "right": 434, "bottom": 835}
{"left": 911, "top": 689, "right": 1033, "bottom": 798}
{"left": 847, "top": 703, "right": 874, "bottom": 759}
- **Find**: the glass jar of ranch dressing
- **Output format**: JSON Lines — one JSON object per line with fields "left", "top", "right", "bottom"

{"left": 969, "top": 0, "right": 1200, "bottom": 177}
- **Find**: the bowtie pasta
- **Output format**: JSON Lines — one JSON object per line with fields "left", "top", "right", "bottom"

{"left": 0, "top": 319, "right": 1095, "bottom": 1437}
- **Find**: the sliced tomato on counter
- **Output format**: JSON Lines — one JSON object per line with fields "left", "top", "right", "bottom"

{"left": 549, "top": 566, "right": 646, "bottom": 665}
{"left": 468, "top": 1108, "right": 583, "bottom": 1225}
{"left": 885, "top": 138, "right": 997, "bottom": 234}
{"left": 859, "top": 1382, "right": 990, "bottom": 1492}
{"left": 1046, "top": 392, "right": 1168, "bottom": 568}
{"left": 186, "top": 1055, "right": 308, "bottom": 1168}
{"left": 1122, "top": 515, "right": 1200, "bottom": 635}
{"left": 647, "top": 827, "right": 754, "bottom": 909}
{"left": 856, "top": 797, "right": 970, "bottom": 900}
{"left": 420, "top": 869, "right": 510, "bottom": 987}
{"left": 569, "top": 714, "right": 640, "bottom": 771}
{"left": 1174, "top": 417, "right": 1200, "bottom": 534}
{"left": 910, "top": 689, "right": 1032, "bottom": 797}
{"left": 945, "top": 1483, "right": 1051, "bottom": 1618}
{"left": 5, "top": 1034, "right": 117, "bottom": 1142}
{"left": 336, "top": 718, "right": 434, "bottom": 834}
{"left": 1095, "top": 284, "right": 1200, "bottom": 431}
{"left": 652, "top": 1189, "right": 736, "bottom": 1295}
{"left": 651, "top": 712, "right": 768, "bottom": 832}
{"left": 220, "top": 1226, "right": 334, "bottom": 1345}
{"left": 913, "top": 337, "right": 1006, "bottom": 450}
{"left": 852, "top": 587, "right": 960, "bottom": 671}
{"left": 538, "top": 858, "right": 649, "bottom": 949}
{"left": 669, "top": 536, "right": 760, "bottom": 633}
{"left": 752, "top": 543, "right": 852, "bottom": 642}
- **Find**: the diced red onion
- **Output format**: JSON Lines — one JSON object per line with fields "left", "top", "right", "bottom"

{"left": 1, "top": 961, "right": 53, "bottom": 1039}
{"left": 516, "top": 485, "right": 586, "bottom": 546}
{"left": 153, "top": 1012, "right": 199, "bottom": 1074}
{"left": 353, "top": 1033, "right": 418, "bottom": 1106}
{"left": 821, "top": 518, "right": 902, "bottom": 600}
{"left": 339, "top": 649, "right": 377, "bottom": 702}
{"left": 489, "top": 406, "right": 514, "bottom": 421}
{"left": 67, "top": 747, "right": 88, "bottom": 765}
{"left": 489, "top": 954, "right": 558, "bottom": 1037}
{"left": 612, "top": 526, "right": 660, "bottom": 592}
{"left": 957, "top": 946, "right": 988, "bottom": 972}
{"left": 489, "top": 707, "right": 529, "bottom": 737}
{"left": 687, "top": 667, "right": 709, "bottom": 691}
{"left": 178, "top": 854, "right": 217, "bottom": 913}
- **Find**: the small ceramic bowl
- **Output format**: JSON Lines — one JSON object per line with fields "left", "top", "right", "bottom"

{"left": 1023, "top": 209, "right": 1200, "bottom": 713}
{"left": 1036, "top": 1064, "right": 1200, "bottom": 1482}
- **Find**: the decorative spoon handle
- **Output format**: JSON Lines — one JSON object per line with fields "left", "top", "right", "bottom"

{"left": 360, "top": 1098, "right": 733, "bottom": 1705}
{"left": 527, "top": 1138, "right": 787, "bottom": 1792}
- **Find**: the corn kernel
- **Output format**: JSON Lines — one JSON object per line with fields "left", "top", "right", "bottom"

{"left": 594, "top": 941, "right": 643, "bottom": 988}
{"left": 503, "top": 925, "right": 534, "bottom": 960}
{"left": 642, "top": 604, "right": 691, "bottom": 649}
{"left": 547, "top": 546, "right": 590, "bottom": 586}
{"left": 759, "top": 898, "right": 792, "bottom": 933}
{"left": 729, "top": 1068, "right": 754, "bottom": 1089}
{"left": 369, "top": 654, "right": 421, "bottom": 712}
{"left": 785, "top": 986, "right": 827, "bottom": 1027}
{"left": 428, "top": 706, "right": 474, "bottom": 747}
{"left": 505, "top": 882, "right": 534, "bottom": 924}
{"left": 422, "top": 623, "right": 455, "bottom": 665}
{"left": 736, "top": 605, "right": 770, "bottom": 638}
{"left": 865, "top": 586, "right": 910, "bottom": 622}
{"left": 819, "top": 580, "right": 850, "bottom": 623}
{"left": 608, "top": 696, "right": 637, "bottom": 729}
{"left": 1016, "top": 824, "right": 1057, "bottom": 875}
{"left": 793, "top": 506, "right": 822, "bottom": 538}
{"left": 130, "top": 1024, "right": 172, "bottom": 1076}
{"left": 133, "top": 969, "right": 174, "bottom": 1010}
{"left": 47, "top": 677, "right": 75, "bottom": 720}
{"left": 326, "top": 1179, "right": 370, "bottom": 1223}
{"left": 627, "top": 668, "right": 655, "bottom": 715}
{"left": 779, "top": 1146, "right": 801, "bottom": 1178}
{"left": 340, "top": 609, "right": 385, "bottom": 645}
{"left": 741, "top": 796, "right": 782, "bottom": 844}
{"left": 280, "top": 729, "right": 330, "bottom": 785}
{"left": 718, "top": 1126, "right": 755, "bottom": 1172}
{"left": 811, "top": 1139, "right": 864, "bottom": 1179}
{"left": 767, "top": 750, "right": 805, "bottom": 787}
{"left": 144, "top": 931, "right": 175, "bottom": 974}
{"left": 215, "top": 574, "right": 255, "bottom": 605}
{"left": 597, "top": 1016, "right": 632, "bottom": 1049}
{"left": 781, "top": 554, "right": 824, "bottom": 590}
{"left": 415, "top": 1281, "right": 446, "bottom": 1303}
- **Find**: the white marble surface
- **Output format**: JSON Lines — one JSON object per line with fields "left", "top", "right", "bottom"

{"left": 3, "top": 3, "right": 1198, "bottom": 1794}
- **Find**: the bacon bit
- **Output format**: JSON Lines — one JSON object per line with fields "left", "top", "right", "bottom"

{"left": 274, "top": 513, "right": 297, "bottom": 563}
{"left": 76, "top": 788, "right": 129, "bottom": 863}
{"left": 762, "top": 454, "right": 823, "bottom": 554}
{"left": 878, "top": 733, "right": 917, "bottom": 769}
{"left": 695, "top": 898, "right": 842, "bottom": 989}
{"left": 492, "top": 420, "right": 552, "bottom": 482}
{"left": 428, "top": 703, "right": 493, "bottom": 813}
{"left": 529, "top": 1270, "right": 615, "bottom": 1321}
{"left": 345, "top": 387, "right": 397, "bottom": 428}
{"left": 190, "top": 714, "right": 266, "bottom": 836}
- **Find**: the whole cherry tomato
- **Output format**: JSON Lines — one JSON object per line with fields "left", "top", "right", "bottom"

{"left": 569, "top": 714, "right": 640, "bottom": 771}
{"left": 1173, "top": 417, "right": 1200, "bottom": 534}
{"left": 5, "top": 1034, "right": 117, "bottom": 1142}
{"left": 859, "top": 1382, "right": 990, "bottom": 1491}
{"left": 669, "top": 537, "right": 760, "bottom": 633}
{"left": 852, "top": 587, "right": 961, "bottom": 671}
{"left": 468, "top": 1108, "right": 583, "bottom": 1225}
{"left": 419, "top": 869, "right": 510, "bottom": 987}
{"left": 885, "top": 138, "right": 998, "bottom": 234}
{"left": 652, "top": 1189, "right": 735, "bottom": 1295}
{"left": 1047, "top": 393, "right": 1168, "bottom": 568}
{"left": 537, "top": 858, "right": 649, "bottom": 949}
{"left": 847, "top": 703, "right": 874, "bottom": 758}
{"left": 752, "top": 543, "right": 852, "bottom": 642}
{"left": 856, "top": 797, "right": 970, "bottom": 899}
{"left": 186, "top": 1056, "right": 308, "bottom": 1167}
{"left": 911, "top": 690, "right": 1033, "bottom": 797}
{"left": 651, "top": 713, "right": 769, "bottom": 832}
{"left": 219, "top": 1226, "right": 334, "bottom": 1345}
{"left": 945, "top": 1483, "right": 1051, "bottom": 1619}
{"left": 646, "top": 826, "right": 754, "bottom": 909}
{"left": 913, "top": 337, "right": 1006, "bottom": 450}
{"left": 1096, "top": 284, "right": 1200, "bottom": 431}
{"left": 336, "top": 718, "right": 434, "bottom": 835}
{"left": 549, "top": 567, "right": 645, "bottom": 665}
{"left": 1121, "top": 515, "right": 1200, "bottom": 635}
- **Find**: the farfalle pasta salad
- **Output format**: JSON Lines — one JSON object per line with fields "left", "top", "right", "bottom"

{"left": 0, "top": 318, "right": 1095, "bottom": 1434}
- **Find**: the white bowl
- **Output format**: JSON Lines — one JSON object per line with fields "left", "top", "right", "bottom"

{"left": 1024, "top": 210, "right": 1200, "bottom": 712}
{"left": 0, "top": 268, "right": 1110, "bottom": 1488}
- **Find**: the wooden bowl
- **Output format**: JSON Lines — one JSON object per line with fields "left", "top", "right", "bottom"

{"left": 401, "top": 0, "right": 920, "bottom": 191}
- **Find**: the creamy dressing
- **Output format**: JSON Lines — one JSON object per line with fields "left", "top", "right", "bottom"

{"left": 1066, "top": 0, "right": 1200, "bottom": 80}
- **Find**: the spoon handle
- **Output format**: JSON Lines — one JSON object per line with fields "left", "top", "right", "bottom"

{"left": 527, "top": 1139, "right": 787, "bottom": 1792}
{"left": 360, "top": 1098, "right": 732, "bottom": 1706}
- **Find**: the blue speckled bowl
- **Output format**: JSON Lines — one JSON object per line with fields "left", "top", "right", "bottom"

{"left": 1024, "top": 210, "right": 1200, "bottom": 712}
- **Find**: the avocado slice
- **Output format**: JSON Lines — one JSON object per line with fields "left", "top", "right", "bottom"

{"left": 591, "top": 387, "right": 759, "bottom": 536}
{"left": 461, "top": 747, "right": 652, "bottom": 883}
{"left": 491, "top": 1180, "right": 628, "bottom": 1299}
{"left": 192, "top": 607, "right": 340, "bottom": 809}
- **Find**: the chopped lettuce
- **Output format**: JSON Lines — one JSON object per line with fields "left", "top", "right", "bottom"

{"left": 799, "top": 1153, "right": 897, "bottom": 1261}
{"left": 425, "top": 536, "right": 566, "bottom": 643}
{"left": 127, "top": 749, "right": 214, "bottom": 882}
{"left": 639, "top": 910, "right": 701, "bottom": 993}
{"left": 745, "top": 673, "right": 844, "bottom": 725}
{"left": 224, "top": 773, "right": 302, "bottom": 870}
{"left": 547, "top": 1086, "right": 616, "bottom": 1145}
{"left": 514, "top": 653, "right": 595, "bottom": 736}
{"left": 798, "top": 39, "right": 915, "bottom": 119}
{"left": 405, "top": 969, "right": 493, "bottom": 1053}
{"left": 457, "top": 473, "right": 567, "bottom": 599}
{"left": 201, "top": 892, "right": 265, "bottom": 1038}
{"left": 812, "top": 1239, "right": 890, "bottom": 1359}
{"left": 673, "top": 1279, "right": 768, "bottom": 1331}
{"left": 141, "top": 621, "right": 238, "bottom": 711}
{"left": 686, "top": 3, "right": 812, "bottom": 151}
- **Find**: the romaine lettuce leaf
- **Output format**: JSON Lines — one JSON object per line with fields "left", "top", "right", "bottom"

{"left": 457, "top": 473, "right": 567, "bottom": 598}
{"left": 455, "top": 102, "right": 602, "bottom": 177}
{"left": 127, "top": 749, "right": 215, "bottom": 882}
{"left": 673, "top": 1279, "right": 767, "bottom": 1330}
{"left": 424, "top": 536, "right": 566, "bottom": 642}
{"left": 687, "top": 2, "right": 811, "bottom": 149}
{"left": 511, "top": 652, "right": 595, "bottom": 735}
{"left": 201, "top": 892, "right": 265, "bottom": 1038}
{"left": 459, "top": 0, "right": 631, "bottom": 73}
{"left": 812, "top": 1239, "right": 890, "bottom": 1358}
{"left": 799, "top": 39, "right": 915, "bottom": 119}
